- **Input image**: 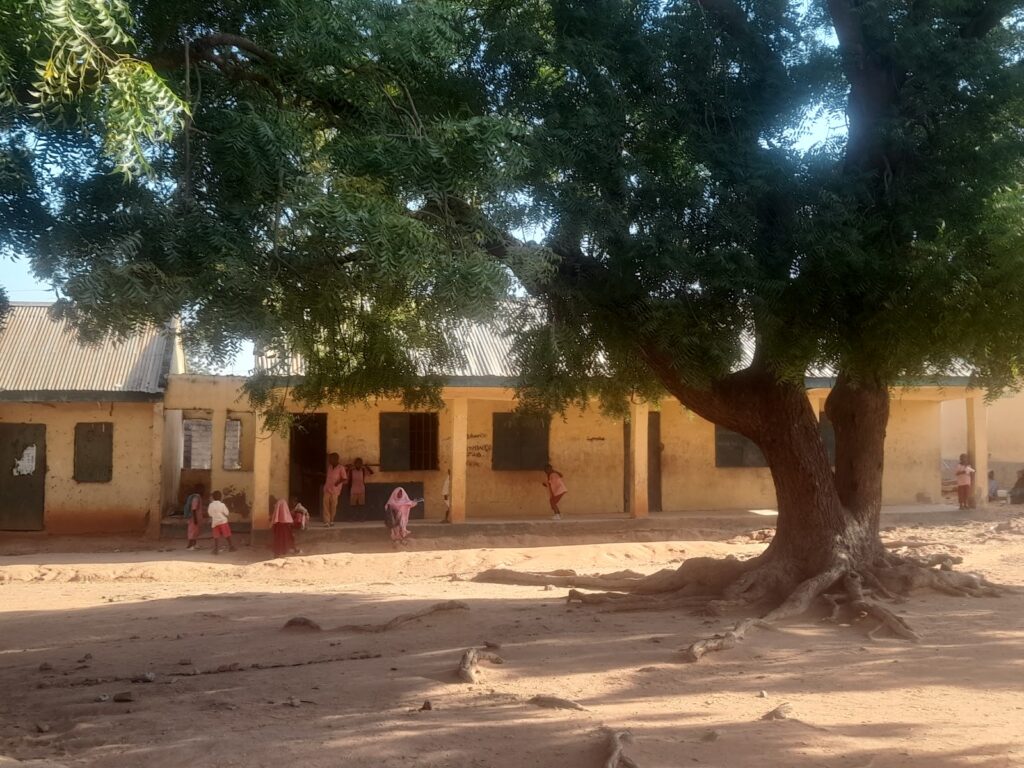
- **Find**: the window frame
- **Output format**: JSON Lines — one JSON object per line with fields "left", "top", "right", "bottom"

{"left": 73, "top": 422, "right": 114, "bottom": 483}
{"left": 492, "top": 413, "right": 550, "bottom": 471}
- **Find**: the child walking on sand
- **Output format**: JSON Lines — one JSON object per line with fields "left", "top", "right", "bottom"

{"left": 955, "top": 453, "right": 976, "bottom": 510}
{"left": 184, "top": 484, "right": 205, "bottom": 550}
{"left": 384, "top": 487, "right": 420, "bottom": 544}
{"left": 543, "top": 464, "right": 567, "bottom": 520}
{"left": 208, "top": 491, "right": 237, "bottom": 554}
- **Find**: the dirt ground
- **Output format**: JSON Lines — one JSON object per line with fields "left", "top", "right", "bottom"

{"left": 1, "top": 514, "right": 1023, "bottom": 768}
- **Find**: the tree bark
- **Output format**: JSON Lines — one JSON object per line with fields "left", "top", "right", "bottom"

{"left": 825, "top": 372, "right": 890, "bottom": 534}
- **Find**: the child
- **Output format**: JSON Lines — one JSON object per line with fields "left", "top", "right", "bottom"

{"left": 290, "top": 496, "right": 309, "bottom": 531}
{"left": 184, "top": 484, "right": 205, "bottom": 551}
{"left": 543, "top": 464, "right": 567, "bottom": 520}
{"left": 346, "top": 458, "right": 375, "bottom": 521}
{"left": 322, "top": 452, "right": 347, "bottom": 527}
{"left": 207, "top": 490, "right": 236, "bottom": 554}
{"left": 955, "top": 453, "right": 976, "bottom": 510}
{"left": 384, "top": 487, "right": 420, "bottom": 544}
{"left": 270, "top": 499, "right": 296, "bottom": 557}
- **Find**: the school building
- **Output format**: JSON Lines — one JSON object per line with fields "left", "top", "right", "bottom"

{"left": 0, "top": 302, "right": 994, "bottom": 536}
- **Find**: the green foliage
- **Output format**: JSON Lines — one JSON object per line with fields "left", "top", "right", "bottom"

{"left": 1, "top": 0, "right": 186, "bottom": 177}
{"left": 5, "top": 0, "right": 1024, "bottom": 422}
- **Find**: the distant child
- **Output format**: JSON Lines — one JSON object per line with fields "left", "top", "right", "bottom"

{"left": 955, "top": 453, "right": 976, "bottom": 510}
{"left": 543, "top": 464, "right": 567, "bottom": 520}
{"left": 988, "top": 470, "right": 999, "bottom": 502}
{"left": 322, "top": 452, "right": 347, "bottom": 527}
{"left": 207, "top": 491, "right": 236, "bottom": 554}
{"left": 384, "top": 487, "right": 420, "bottom": 544}
{"left": 442, "top": 469, "right": 451, "bottom": 523}
{"left": 346, "top": 458, "right": 375, "bottom": 520}
{"left": 184, "top": 484, "right": 205, "bottom": 551}
{"left": 290, "top": 496, "right": 309, "bottom": 531}
{"left": 270, "top": 499, "right": 297, "bottom": 557}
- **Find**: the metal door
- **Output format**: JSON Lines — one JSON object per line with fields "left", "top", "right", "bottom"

{"left": 0, "top": 424, "right": 46, "bottom": 531}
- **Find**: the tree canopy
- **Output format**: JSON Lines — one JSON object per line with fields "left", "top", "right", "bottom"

{"left": 3, "top": 0, "right": 1024, "bottom": 414}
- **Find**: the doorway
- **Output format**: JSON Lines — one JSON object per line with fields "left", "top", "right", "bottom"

{"left": 289, "top": 413, "right": 327, "bottom": 519}
{"left": 0, "top": 423, "right": 46, "bottom": 530}
{"left": 623, "top": 412, "right": 662, "bottom": 513}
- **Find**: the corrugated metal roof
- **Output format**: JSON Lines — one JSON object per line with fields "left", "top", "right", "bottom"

{"left": 0, "top": 303, "right": 172, "bottom": 398}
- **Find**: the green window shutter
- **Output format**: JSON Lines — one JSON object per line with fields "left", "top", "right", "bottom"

{"left": 492, "top": 413, "right": 518, "bottom": 469}
{"left": 518, "top": 415, "right": 550, "bottom": 470}
{"left": 493, "top": 414, "right": 549, "bottom": 470}
{"left": 74, "top": 422, "right": 114, "bottom": 483}
{"left": 714, "top": 425, "right": 767, "bottom": 468}
{"left": 379, "top": 413, "right": 411, "bottom": 471}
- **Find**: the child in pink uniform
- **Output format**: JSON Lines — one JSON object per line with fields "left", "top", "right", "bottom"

{"left": 543, "top": 464, "right": 567, "bottom": 520}
{"left": 384, "top": 487, "right": 419, "bottom": 543}
{"left": 322, "top": 453, "right": 347, "bottom": 527}
{"left": 185, "top": 485, "right": 205, "bottom": 550}
{"left": 955, "top": 453, "right": 976, "bottom": 510}
{"left": 346, "top": 458, "right": 375, "bottom": 521}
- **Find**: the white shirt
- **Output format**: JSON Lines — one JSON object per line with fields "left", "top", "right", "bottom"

{"left": 207, "top": 500, "right": 230, "bottom": 526}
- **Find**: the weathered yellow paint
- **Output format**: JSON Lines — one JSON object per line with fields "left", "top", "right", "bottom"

{"left": 449, "top": 398, "right": 468, "bottom": 523}
{"left": 252, "top": 423, "right": 273, "bottom": 531}
{"left": 883, "top": 398, "right": 943, "bottom": 504}
{"left": 942, "top": 392, "right": 1024, "bottom": 489}
{"left": 0, "top": 401, "right": 158, "bottom": 533}
{"left": 164, "top": 375, "right": 255, "bottom": 518}
{"left": 156, "top": 375, "right": 953, "bottom": 523}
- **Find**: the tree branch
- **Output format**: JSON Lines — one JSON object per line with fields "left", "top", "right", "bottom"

{"left": 690, "top": 0, "right": 786, "bottom": 85}
{"left": 959, "top": 1, "right": 1018, "bottom": 38}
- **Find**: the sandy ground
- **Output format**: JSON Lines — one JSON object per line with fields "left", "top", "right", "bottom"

{"left": 1, "top": 514, "right": 1023, "bottom": 768}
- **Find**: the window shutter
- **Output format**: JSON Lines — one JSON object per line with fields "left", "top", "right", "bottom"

{"left": 74, "top": 422, "right": 114, "bottom": 483}
{"left": 379, "top": 413, "right": 411, "bottom": 471}
{"left": 714, "top": 426, "right": 767, "bottom": 468}
{"left": 518, "top": 415, "right": 550, "bottom": 470}
{"left": 492, "top": 413, "right": 518, "bottom": 469}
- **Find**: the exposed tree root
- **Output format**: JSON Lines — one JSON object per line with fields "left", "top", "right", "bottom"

{"left": 566, "top": 589, "right": 710, "bottom": 612}
{"left": 602, "top": 728, "right": 638, "bottom": 768}
{"left": 528, "top": 695, "right": 587, "bottom": 711}
{"left": 457, "top": 647, "right": 504, "bottom": 683}
{"left": 473, "top": 568, "right": 650, "bottom": 590}
{"left": 333, "top": 601, "right": 469, "bottom": 633}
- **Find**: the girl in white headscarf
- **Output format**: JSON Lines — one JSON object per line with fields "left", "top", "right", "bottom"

{"left": 384, "top": 487, "right": 419, "bottom": 543}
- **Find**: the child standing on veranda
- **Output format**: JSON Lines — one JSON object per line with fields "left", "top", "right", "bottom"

{"left": 322, "top": 452, "right": 347, "bottom": 527}
{"left": 184, "top": 484, "right": 205, "bottom": 551}
{"left": 543, "top": 464, "right": 567, "bottom": 520}
{"left": 955, "top": 453, "right": 976, "bottom": 510}
{"left": 208, "top": 491, "right": 237, "bottom": 554}
{"left": 346, "top": 458, "right": 375, "bottom": 521}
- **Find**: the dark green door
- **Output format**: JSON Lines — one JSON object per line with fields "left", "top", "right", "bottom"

{"left": 0, "top": 423, "right": 46, "bottom": 531}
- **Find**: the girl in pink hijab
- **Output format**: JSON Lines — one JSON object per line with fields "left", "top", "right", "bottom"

{"left": 270, "top": 498, "right": 297, "bottom": 557}
{"left": 384, "top": 487, "right": 419, "bottom": 543}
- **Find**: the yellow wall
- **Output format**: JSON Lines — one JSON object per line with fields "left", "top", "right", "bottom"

{"left": 943, "top": 393, "right": 1024, "bottom": 487}
{"left": 660, "top": 400, "right": 777, "bottom": 510}
{"left": 0, "top": 401, "right": 158, "bottom": 533}
{"left": 883, "top": 398, "right": 942, "bottom": 504}
{"left": 164, "top": 375, "right": 256, "bottom": 518}
{"left": 162, "top": 375, "right": 949, "bottom": 522}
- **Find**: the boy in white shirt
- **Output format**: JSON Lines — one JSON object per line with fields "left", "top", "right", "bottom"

{"left": 207, "top": 490, "right": 237, "bottom": 554}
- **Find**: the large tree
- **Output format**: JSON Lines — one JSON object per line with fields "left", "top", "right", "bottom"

{"left": 4, "top": 0, "right": 1024, "bottom": 648}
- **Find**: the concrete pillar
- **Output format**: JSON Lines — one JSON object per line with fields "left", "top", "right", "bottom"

{"left": 449, "top": 397, "right": 468, "bottom": 523}
{"left": 146, "top": 402, "right": 165, "bottom": 538}
{"left": 252, "top": 423, "right": 274, "bottom": 533}
{"left": 629, "top": 400, "right": 649, "bottom": 518}
{"left": 966, "top": 395, "right": 989, "bottom": 507}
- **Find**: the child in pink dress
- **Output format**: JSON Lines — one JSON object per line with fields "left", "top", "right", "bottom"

{"left": 543, "top": 464, "right": 567, "bottom": 520}
{"left": 384, "top": 487, "right": 419, "bottom": 543}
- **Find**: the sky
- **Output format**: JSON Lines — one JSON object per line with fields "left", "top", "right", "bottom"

{"left": 1, "top": 255, "right": 256, "bottom": 375}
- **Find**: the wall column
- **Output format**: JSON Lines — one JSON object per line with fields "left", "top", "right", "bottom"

{"left": 251, "top": 423, "right": 274, "bottom": 536}
{"left": 966, "top": 394, "right": 989, "bottom": 507}
{"left": 146, "top": 402, "right": 165, "bottom": 538}
{"left": 449, "top": 397, "right": 468, "bottom": 523}
{"left": 629, "top": 400, "right": 649, "bottom": 518}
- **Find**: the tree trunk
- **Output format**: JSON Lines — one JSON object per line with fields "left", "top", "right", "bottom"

{"left": 824, "top": 372, "right": 890, "bottom": 535}
{"left": 659, "top": 369, "right": 886, "bottom": 595}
